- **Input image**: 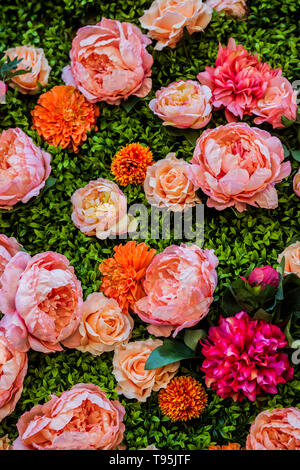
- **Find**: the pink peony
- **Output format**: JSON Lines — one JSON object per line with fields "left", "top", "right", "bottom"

{"left": 149, "top": 80, "right": 212, "bottom": 129}
{"left": 62, "top": 18, "right": 153, "bottom": 105}
{"left": 201, "top": 311, "right": 294, "bottom": 402}
{"left": 0, "top": 331, "right": 28, "bottom": 421}
{"left": 197, "top": 38, "right": 280, "bottom": 122}
{"left": 188, "top": 122, "right": 291, "bottom": 212}
{"left": 0, "top": 81, "right": 6, "bottom": 104}
{"left": 206, "top": 0, "right": 247, "bottom": 18}
{"left": 13, "top": 383, "right": 125, "bottom": 450}
{"left": 0, "top": 128, "right": 51, "bottom": 210}
{"left": 134, "top": 244, "right": 218, "bottom": 337}
{"left": 0, "top": 251, "right": 83, "bottom": 353}
{"left": 246, "top": 407, "right": 300, "bottom": 450}
{"left": 293, "top": 168, "right": 300, "bottom": 198}
{"left": 247, "top": 266, "right": 279, "bottom": 289}
{"left": 0, "top": 234, "right": 22, "bottom": 279}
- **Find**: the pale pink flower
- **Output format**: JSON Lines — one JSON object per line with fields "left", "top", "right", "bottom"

{"left": 62, "top": 18, "right": 153, "bottom": 105}
{"left": 293, "top": 168, "right": 300, "bottom": 197}
{"left": 0, "top": 128, "right": 51, "bottom": 210}
{"left": 13, "top": 383, "right": 125, "bottom": 450}
{"left": 149, "top": 80, "right": 212, "bottom": 129}
{"left": 206, "top": 0, "right": 247, "bottom": 18}
{"left": 278, "top": 241, "right": 300, "bottom": 277}
{"left": 140, "top": 0, "right": 212, "bottom": 50}
{"left": 0, "top": 234, "right": 22, "bottom": 279}
{"left": 0, "top": 81, "right": 6, "bottom": 104}
{"left": 134, "top": 244, "right": 218, "bottom": 337}
{"left": 188, "top": 122, "right": 291, "bottom": 212}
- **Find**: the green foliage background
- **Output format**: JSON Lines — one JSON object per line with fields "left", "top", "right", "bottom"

{"left": 0, "top": 0, "right": 299, "bottom": 449}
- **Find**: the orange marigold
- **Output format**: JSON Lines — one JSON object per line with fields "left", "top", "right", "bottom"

{"left": 209, "top": 443, "right": 244, "bottom": 450}
{"left": 111, "top": 143, "right": 153, "bottom": 186}
{"left": 158, "top": 376, "right": 208, "bottom": 422}
{"left": 31, "top": 85, "right": 99, "bottom": 153}
{"left": 99, "top": 241, "right": 156, "bottom": 314}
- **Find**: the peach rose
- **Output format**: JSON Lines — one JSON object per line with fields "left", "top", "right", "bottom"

{"left": 140, "top": 0, "right": 212, "bottom": 50}
{"left": 293, "top": 168, "right": 300, "bottom": 198}
{"left": 13, "top": 383, "right": 125, "bottom": 450}
{"left": 134, "top": 244, "right": 218, "bottom": 337}
{"left": 0, "top": 128, "right": 51, "bottom": 210}
{"left": 72, "top": 292, "right": 134, "bottom": 356}
{"left": 149, "top": 80, "right": 212, "bottom": 129}
{"left": 246, "top": 407, "right": 300, "bottom": 450}
{"left": 0, "top": 331, "right": 28, "bottom": 422}
{"left": 5, "top": 46, "right": 51, "bottom": 94}
{"left": 71, "top": 178, "right": 137, "bottom": 240}
{"left": 188, "top": 123, "right": 291, "bottom": 212}
{"left": 144, "top": 153, "right": 201, "bottom": 211}
{"left": 113, "top": 339, "right": 179, "bottom": 402}
{"left": 62, "top": 18, "right": 153, "bottom": 105}
{"left": 0, "top": 234, "right": 21, "bottom": 279}
{"left": 206, "top": 0, "right": 247, "bottom": 17}
{"left": 0, "top": 251, "right": 83, "bottom": 353}
{"left": 0, "top": 81, "right": 6, "bottom": 104}
{"left": 278, "top": 241, "right": 300, "bottom": 277}
{"left": 253, "top": 76, "right": 297, "bottom": 128}
{"left": 0, "top": 435, "right": 12, "bottom": 450}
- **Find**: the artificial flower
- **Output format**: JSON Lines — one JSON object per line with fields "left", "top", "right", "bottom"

{"left": 32, "top": 85, "right": 99, "bottom": 153}
{"left": 278, "top": 241, "right": 300, "bottom": 277}
{"left": 13, "top": 383, "right": 125, "bottom": 450}
{"left": 111, "top": 143, "right": 153, "bottom": 186}
{"left": 134, "top": 244, "right": 218, "bottom": 337}
{"left": 149, "top": 80, "right": 212, "bottom": 129}
{"left": 112, "top": 339, "right": 179, "bottom": 402}
{"left": 99, "top": 241, "right": 156, "bottom": 314}
{"left": 209, "top": 442, "right": 244, "bottom": 450}
{"left": 0, "top": 128, "right": 51, "bottom": 210}
{"left": 293, "top": 168, "right": 300, "bottom": 197}
{"left": 206, "top": 0, "right": 247, "bottom": 18}
{"left": 0, "top": 81, "right": 6, "bottom": 103}
{"left": 142, "top": 444, "right": 158, "bottom": 450}
{"left": 245, "top": 266, "right": 279, "bottom": 289}
{"left": 62, "top": 18, "right": 153, "bottom": 105}
{"left": 201, "top": 311, "right": 293, "bottom": 401}
{"left": 0, "top": 234, "right": 22, "bottom": 279}
{"left": 188, "top": 122, "right": 291, "bottom": 212}
{"left": 0, "top": 435, "right": 12, "bottom": 450}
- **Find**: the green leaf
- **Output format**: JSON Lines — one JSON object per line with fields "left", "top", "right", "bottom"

{"left": 282, "top": 144, "right": 290, "bottom": 158}
{"left": 122, "top": 95, "right": 140, "bottom": 113}
{"left": 253, "top": 308, "right": 273, "bottom": 322}
{"left": 281, "top": 115, "right": 295, "bottom": 127}
{"left": 145, "top": 339, "right": 195, "bottom": 370}
{"left": 291, "top": 150, "right": 300, "bottom": 162}
{"left": 184, "top": 329, "right": 207, "bottom": 351}
{"left": 181, "top": 129, "right": 200, "bottom": 146}
{"left": 42, "top": 176, "right": 57, "bottom": 193}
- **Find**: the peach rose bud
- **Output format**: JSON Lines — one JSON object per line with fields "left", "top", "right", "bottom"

{"left": 5, "top": 45, "right": 51, "bottom": 94}
{"left": 278, "top": 241, "right": 300, "bottom": 277}
{"left": 149, "top": 80, "right": 212, "bottom": 129}
{"left": 293, "top": 168, "right": 300, "bottom": 197}
{"left": 206, "top": 0, "right": 247, "bottom": 18}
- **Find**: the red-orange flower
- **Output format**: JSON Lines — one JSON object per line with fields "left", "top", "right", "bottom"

{"left": 158, "top": 376, "right": 208, "bottom": 422}
{"left": 31, "top": 85, "right": 99, "bottom": 153}
{"left": 209, "top": 443, "right": 244, "bottom": 450}
{"left": 111, "top": 143, "right": 153, "bottom": 186}
{"left": 99, "top": 241, "right": 156, "bottom": 314}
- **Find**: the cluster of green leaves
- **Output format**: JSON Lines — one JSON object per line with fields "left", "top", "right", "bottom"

{"left": 0, "top": 0, "right": 299, "bottom": 450}
{"left": 0, "top": 51, "right": 31, "bottom": 83}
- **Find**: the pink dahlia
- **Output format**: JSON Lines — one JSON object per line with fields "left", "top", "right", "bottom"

{"left": 201, "top": 311, "right": 293, "bottom": 402}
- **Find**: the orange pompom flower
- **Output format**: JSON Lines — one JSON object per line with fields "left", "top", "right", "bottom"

{"left": 111, "top": 143, "right": 153, "bottom": 186}
{"left": 99, "top": 241, "right": 156, "bottom": 314}
{"left": 31, "top": 85, "right": 99, "bottom": 153}
{"left": 158, "top": 376, "right": 208, "bottom": 422}
{"left": 209, "top": 443, "right": 244, "bottom": 450}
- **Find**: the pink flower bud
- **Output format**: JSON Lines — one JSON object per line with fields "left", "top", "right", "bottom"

{"left": 247, "top": 266, "right": 279, "bottom": 289}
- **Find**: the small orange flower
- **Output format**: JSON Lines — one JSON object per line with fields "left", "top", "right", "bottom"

{"left": 111, "top": 143, "right": 153, "bottom": 186}
{"left": 209, "top": 443, "right": 244, "bottom": 450}
{"left": 32, "top": 85, "right": 99, "bottom": 153}
{"left": 99, "top": 241, "right": 156, "bottom": 314}
{"left": 158, "top": 376, "right": 208, "bottom": 422}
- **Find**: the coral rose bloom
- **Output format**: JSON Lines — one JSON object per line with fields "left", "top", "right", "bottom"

{"left": 5, "top": 45, "right": 51, "bottom": 94}
{"left": 134, "top": 244, "right": 218, "bottom": 337}
{"left": 13, "top": 383, "right": 125, "bottom": 450}
{"left": 149, "top": 80, "right": 212, "bottom": 129}
{"left": 246, "top": 408, "right": 300, "bottom": 450}
{"left": 144, "top": 153, "right": 201, "bottom": 211}
{"left": 206, "top": 0, "right": 247, "bottom": 18}
{"left": 0, "top": 251, "right": 83, "bottom": 353}
{"left": 73, "top": 292, "right": 134, "bottom": 356}
{"left": 71, "top": 178, "right": 137, "bottom": 240}
{"left": 188, "top": 123, "right": 291, "bottom": 212}
{"left": 278, "top": 241, "right": 300, "bottom": 277}
{"left": 113, "top": 339, "right": 179, "bottom": 402}
{"left": 0, "top": 128, "right": 51, "bottom": 210}
{"left": 0, "top": 331, "right": 28, "bottom": 422}
{"left": 140, "top": 0, "right": 212, "bottom": 50}
{"left": 293, "top": 168, "right": 300, "bottom": 198}
{"left": 0, "top": 234, "right": 21, "bottom": 279}
{"left": 62, "top": 18, "right": 153, "bottom": 105}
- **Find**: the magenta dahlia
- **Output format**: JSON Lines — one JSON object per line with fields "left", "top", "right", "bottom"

{"left": 201, "top": 311, "right": 293, "bottom": 402}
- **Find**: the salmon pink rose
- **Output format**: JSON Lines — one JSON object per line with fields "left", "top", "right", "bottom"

{"left": 71, "top": 178, "right": 137, "bottom": 240}
{"left": 294, "top": 168, "right": 300, "bottom": 197}
{"left": 0, "top": 234, "right": 21, "bottom": 279}
{"left": 13, "top": 383, "right": 125, "bottom": 450}
{"left": 144, "top": 153, "right": 201, "bottom": 211}
{"left": 278, "top": 242, "right": 300, "bottom": 277}
{"left": 0, "top": 251, "right": 83, "bottom": 353}
{"left": 188, "top": 123, "right": 291, "bottom": 212}
{"left": 0, "top": 331, "right": 28, "bottom": 422}
{"left": 113, "top": 339, "right": 179, "bottom": 401}
{"left": 206, "top": 0, "right": 247, "bottom": 18}
{"left": 246, "top": 408, "right": 300, "bottom": 450}
{"left": 134, "top": 244, "right": 218, "bottom": 337}
{"left": 62, "top": 18, "right": 153, "bottom": 105}
{"left": 0, "top": 81, "right": 6, "bottom": 104}
{"left": 140, "top": 0, "right": 212, "bottom": 50}
{"left": 149, "top": 80, "right": 212, "bottom": 129}
{"left": 5, "top": 45, "right": 51, "bottom": 94}
{"left": 0, "top": 128, "right": 51, "bottom": 210}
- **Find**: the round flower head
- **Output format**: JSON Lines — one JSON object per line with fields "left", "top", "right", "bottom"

{"left": 0, "top": 435, "right": 12, "bottom": 450}
{"left": 0, "top": 234, "right": 22, "bottom": 279}
{"left": 278, "top": 241, "right": 300, "bottom": 277}
{"left": 209, "top": 442, "right": 244, "bottom": 450}
{"left": 206, "top": 0, "right": 247, "bottom": 18}
{"left": 111, "top": 143, "right": 153, "bottom": 186}
{"left": 293, "top": 168, "right": 300, "bottom": 198}
{"left": 201, "top": 311, "right": 294, "bottom": 402}
{"left": 246, "top": 266, "right": 279, "bottom": 289}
